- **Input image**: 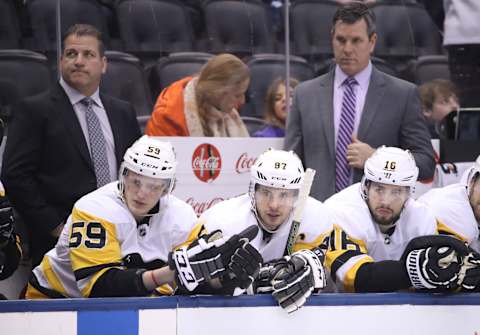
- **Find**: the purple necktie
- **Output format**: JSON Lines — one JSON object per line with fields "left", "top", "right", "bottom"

{"left": 335, "top": 77, "right": 358, "bottom": 192}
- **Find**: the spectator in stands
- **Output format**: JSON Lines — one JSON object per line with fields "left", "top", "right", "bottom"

{"left": 419, "top": 79, "right": 460, "bottom": 138}
{"left": 284, "top": 2, "right": 435, "bottom": 201}
{"left": 1, "top": 24, "right": 140, "bottom": 267}
{"left": 145, "top": 53, "right": 250, "bottom": 137}
{"left": 253, "top": 78, "right": 299, "bottom": 138}
{"left": 443, "top": 0, "right": 480, "bottom": 108}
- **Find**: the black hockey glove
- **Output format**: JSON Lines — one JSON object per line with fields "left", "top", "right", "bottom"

{"left": 401, "top": 235, "right": 470, "bottom": 291}
{"left": 226, "top": 242, "right": 263, "bottom": 290}
{"left": 169, "top": 225, "right": 258, "bottom": 292}
{"left": 269, "top": 248, "right": 326, "bottom": 313}
{"left": 0, "top": 197, "right": 14, "bottom": 246}
{"left": 254, "top": 258, "right": 290, "bottom": 294}
{"left": 457, "top": 250, "right": 480, "bottom": 291}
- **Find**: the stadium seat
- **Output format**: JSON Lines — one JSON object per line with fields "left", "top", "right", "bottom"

{"left": 28, "top": 0, "right": 110, "bottom": 52}
{"left": 372, "top": 2, "right": 443, "bottom": 71}
{"left": 371, "top": 57, "right": 400, "bottom": 78}
{"left": 241, "top": 116, "right": 267, "bottom": 136}
{"left": 243, "top": 53, "right": 315, "bottom": 118}
{"left": 136, "top": 115, "right": 150, "bottom": 134}
{"left": 0, "top": 0, "right": 22, "bottom": 49}
{"left": 203, "top": 0, "right": 274, "bottom": 56}
{"left": 290, "top": 0, "right": 338, "bottom": 63}
{"left": 116, "top": 0, "right": 194, "bottom": 64}
{"left": 101, "top": 51, "right": 152, "bottom": 118}
{"left": 405, "top": 55, "right": 450, "bottom": 85}
{"left": 147, "top": 52, "right": 213, "bottom": 101}
{"left": 0, "top": 50, "right": 51, "bottom": 125}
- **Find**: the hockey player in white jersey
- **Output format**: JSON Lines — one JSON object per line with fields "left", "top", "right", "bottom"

{"left": 325, "top": 146, "right": 472, "bottom": 293}
{"left": 420, "top": 156, "right": 480, "bottom": 250}
{"left": 198, "top": 148, "right": 333, "bottom": 313}
{"left": 419, "top": 156, "right": 480, "bottom": 291}
{"left": 26, "top": 136, "right": 258, "bottom": 298}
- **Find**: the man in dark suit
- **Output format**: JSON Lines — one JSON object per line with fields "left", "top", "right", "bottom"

{"left": 2, "top": 24, "right": 141, "bottom": 266}
{"left": 285, "top": 2, "right": 435, "bottom": 201}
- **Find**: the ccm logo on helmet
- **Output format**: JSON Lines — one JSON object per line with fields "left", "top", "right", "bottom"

{"left": 141, "top": 162, "right": 159, "bottom": 169}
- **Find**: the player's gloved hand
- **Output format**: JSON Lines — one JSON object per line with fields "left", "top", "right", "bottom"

{"left": 401, "top": 235, "right": 470, "bottom": 291}
{"left": 271, "top": 248, "right": 327, "bottom": 313}
{"left": 457, "top": 250, "right": 480, "bottom": 291}
{"left": 0, "top": 198, "right": 14, "bottom": 247}
{"left": 253, "top": 258, "right": 289, "bottom": 294}
{"left": 227, "top": 242, "right": 263, "bottom": 290}
{"left": 168, "top": 225, "right": 258, "bottom": 292}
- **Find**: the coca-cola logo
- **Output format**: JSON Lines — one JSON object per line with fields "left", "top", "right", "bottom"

{"left": 186, "top": 197, "right": 224, "bottom": 216}
{"left": 192, "top": 143, "right": 222, "bottom": 182}
{"left": 235, "top": 152, "right": 257, "bottom": 174}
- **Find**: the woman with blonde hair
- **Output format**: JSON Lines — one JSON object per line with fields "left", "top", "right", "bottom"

{"left": 145, "top": 53, "right": 250, "bottom": 137}
{"left": 253, "top": 77, "right": 299, "bottom": 137}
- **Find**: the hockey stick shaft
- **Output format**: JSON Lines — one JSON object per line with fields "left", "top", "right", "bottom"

{"left": 285, "top": 168, "right": 316, "bottom": 255}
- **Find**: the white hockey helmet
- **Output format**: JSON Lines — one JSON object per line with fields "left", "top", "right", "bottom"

{"left": 361, "top": 146, "right": 419, "bottom": 198}
{"left": 250, "top": 148, "right": 304, "bottom": 190}
{"left": 466, "top": 155, "right": 480, "bottom": 196}
{"left": 249, "top": 148, "right": 304, "bottom": 232}
{"left": 119, "top": 135, "right": 177, "bottom": 200}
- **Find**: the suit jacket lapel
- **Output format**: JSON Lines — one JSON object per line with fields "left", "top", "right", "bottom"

{"left": 319, "top": 71, "right": 335, "bottom": 160}
{"left": 358, "top": 68, "right": 386, "bottom": 139}
{"left": 53, "top": 83, "right": 93, "bottom": 169}
{"left": 101, "top": 94, "right": 123, "bottom": 165}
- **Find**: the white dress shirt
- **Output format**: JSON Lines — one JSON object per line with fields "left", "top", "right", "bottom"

{"left": 60, "top": 77, "right": 117, "bottom": 182}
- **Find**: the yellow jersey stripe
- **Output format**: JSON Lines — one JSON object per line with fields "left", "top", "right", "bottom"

{"left": 174, "top": 222, "right": 205, "bottom": 250}
{"left": 437, "top": 219, "right": 468, "bottom": 242}
{"left": 343, "top": 256, "right": 374, "bottom": 292}
{"left": 41, "top": 256, "right": 67, "bottom": 296}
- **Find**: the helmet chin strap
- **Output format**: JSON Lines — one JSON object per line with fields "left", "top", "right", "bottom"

{"left": 377, "top": 221, "right": 397, "bottom": 234}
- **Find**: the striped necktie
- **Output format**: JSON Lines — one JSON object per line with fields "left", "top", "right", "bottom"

{"left": 80, "top": 97, "right": 111, "bottom": 187}
{"left": 335, "top": 77, "right": 358, "bottom": 192}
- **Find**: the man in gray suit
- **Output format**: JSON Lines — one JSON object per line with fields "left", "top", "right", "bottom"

{"left": 285, "top": 2, "right": 435, "bottom": 201}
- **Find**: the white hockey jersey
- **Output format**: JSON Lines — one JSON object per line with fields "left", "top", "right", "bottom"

{"left": 419, "top": 169, "right": 479, "bottom": 251}
{"left": 198, "top": 194, "right": 334, "bottom": 262}
{"left": 28, "top": 182, "right": 198, "bottom": 298}
{"left": 324, "top": 183, "right": 438, "bottom": 292}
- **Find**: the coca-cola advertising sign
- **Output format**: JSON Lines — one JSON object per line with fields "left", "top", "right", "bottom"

{"left": 235, "top": 152, "right": 257, "bottom": 174}
{"left": 192, "top": 143, "right": 222, "bottom": 182}
{"left": 186, "top": 197, "right": 224, "bottom": 216}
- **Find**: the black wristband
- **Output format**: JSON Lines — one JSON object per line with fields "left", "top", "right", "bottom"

{"left": 90, "top": 268, "right": 151, "bottom": 297}
{"left": 355, "top": 260, "right": 411, "bottom": 293}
